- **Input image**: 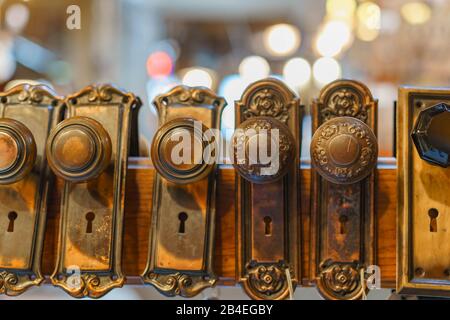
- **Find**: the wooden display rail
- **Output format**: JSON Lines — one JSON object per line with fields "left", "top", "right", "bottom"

{"left": 42, "top": 157, "right": 397, "bottom": 288}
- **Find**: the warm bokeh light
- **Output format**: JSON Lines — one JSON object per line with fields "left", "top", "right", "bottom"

{"left": 283, "top": 57, "right": 311, "bottom": 89}
{"left": 326, "top": 0, "right": 356, "bottom": 22}
{"left": 313, "top": 57, "right": 341, "bottom": 87}
{"left": 401, "top": 2, "right": 432, "bottom": 25}
{"left": 356, "top": 2, "right": 381, "bottom": 41}
{"left": 239, "top": 55, "right": 270, "bottom": 82}
{"left": 146, "top": 51, "right": 173, "bottom": 79}
{"left": 315, "top": 20, "right": 353, "bottom": 57}
{"left": 5, "top": 3, "right": 30, "bottom": 33}
{"left": 181, "top": 67, "right": 214, "bottom": 88}
{"left": 263, "top": 24, "right": 301, "bottom": 57}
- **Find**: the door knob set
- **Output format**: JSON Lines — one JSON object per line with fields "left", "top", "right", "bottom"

{"left": 0, "top": 78, "right": 383, "bottom": 299}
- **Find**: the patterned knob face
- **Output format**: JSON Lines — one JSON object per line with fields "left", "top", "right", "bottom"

{"left": 231, "top": 116, "right": 296, "bottom": 184}
{"left": 46, "top": 116, "right": 112, "bottom": 182}
{"left": 412, "top": 103, "right": 450, "bottom": 167}
{"left": 151, "top": 118, "right": 214, "bottom": 184}
{"left": 311, "top": 117, "right": 378, "bottom": 184}
{"left": 0, "top": 118, "right": 36, "bottom": 185}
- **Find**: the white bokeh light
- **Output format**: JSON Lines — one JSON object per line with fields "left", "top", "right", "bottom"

{"left": 313, "top": 57, "right": 341, "bottom": 87}
{"left": 263, "top": 24, "right": 301, "bottom": 57}
{"left": 239, "top": 56, "right": 270, "bottom": 83}
{"left": 182, "top": 68, "right": 213, "bottom": 88}
{"left": 315, "top": 20, "right": 353, "bottom": 57}
{"left": 283, "top": 58, "right": 311, "bottom": 89}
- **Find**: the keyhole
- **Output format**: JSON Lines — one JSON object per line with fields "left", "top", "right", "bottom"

{"left": 339, "top": 215, "right": 348, "bottom": 235}
{"left": 7, "top": 211, "right": 17, "bottom": 233}
{"left": 264, "top": 216, "right": 272, "bottom": 236}
{"left": 428, "top": 208, "right": 439, "bottom": 233}
{"left": 178, "top": 212, "right": 188, "bottom": 234}
{"left": 85, "top": 212, "right": 95, "bottom": 234}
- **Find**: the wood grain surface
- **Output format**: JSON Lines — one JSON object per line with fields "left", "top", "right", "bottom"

{"left": 41, "top": 158, "right": 397, "bottom": 288}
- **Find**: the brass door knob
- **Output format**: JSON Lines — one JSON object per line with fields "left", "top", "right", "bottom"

{"left": 151, "top": 118, "right": 214, "bottom": 184}
{"left": 311, "top": 116, "right": 378, "bottom": 184}
{"left": 412, "top": 102, "right": 450, "bottom": 167}
{"left": 231, "top": 116, "right": 296, "bottom": 184}
{"left": 46, "top": 116, "right": 112, "bottom": 182}
{"left": 0, "top": 118, "right": 36, "bottom": 184}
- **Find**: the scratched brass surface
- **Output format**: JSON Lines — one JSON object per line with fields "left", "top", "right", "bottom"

{"left": 142, "top": 86, "right": 225, "bottom": 298}
{"left": 310, "top": 79, "right": 377, "bottom": 300}
{"left": 49, "top": 84, "right": 140, "bottom": 298}
{"left": 0, "top": 84, "right": 63, "bottom": 296}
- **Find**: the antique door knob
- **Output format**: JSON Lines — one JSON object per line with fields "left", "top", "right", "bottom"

{"left": 0, "top": 118, "right": 36, "bottom": 185}
{"left": 411, "top": 102, "right": 450, "bottom": 167}
{"left": 151, "top": 118, "right": 214, "bottom": 184}
{"left": 46, "top": 116, "right": 112, "bottom": 182}
{"left": 231, "top": 116, "right": 296, "bottom": 184}
{"left": 310, "top": 116, "right": 378, "bottom": 184}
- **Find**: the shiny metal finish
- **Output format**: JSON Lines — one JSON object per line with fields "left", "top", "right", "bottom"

{"left": 0, "top": 118, "right": 36, "bottom": 185}
{"left": 311, "top": 116, "right": 378, "bottom": 184}
{"left": 151, "top": 118, "right": 213, "bottom": 184}
{"left": 47, "top": 116, "right": 112, "bottom": 182}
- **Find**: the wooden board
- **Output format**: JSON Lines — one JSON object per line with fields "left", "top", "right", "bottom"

{"left": 41, "top": 158, "right": 397, "bottom": 288}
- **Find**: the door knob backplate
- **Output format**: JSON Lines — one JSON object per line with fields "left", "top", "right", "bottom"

{"left": 49, "top": 84, "right": 140, "bottom": 298}
{"left": 398, "top": 87, "right": 450, "bottom": 297}
{"left": 0, "top": 84, "right": 63, "bottom": 296}
{"left": 142, "top": 86, "right": 225, "bottom": 298}
{"left": 310, "top": 79, "right": 378, "bottom": 300}
{"left": 234, "top": 78, "right": 301, "bottom": 300}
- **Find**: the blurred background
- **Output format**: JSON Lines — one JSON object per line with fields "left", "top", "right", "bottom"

{"left": 0, "top": 0, "right": 446, "bottom": 299}
{"left": 2, "top": 0, "right": 447, "bottom": 159}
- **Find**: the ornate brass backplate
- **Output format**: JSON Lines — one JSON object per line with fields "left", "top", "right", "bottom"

{"left": 398, "top": 87, "right": 450, "bottom": 297}
{"left": 233, "top": 78, "right": 301, "bottom": 300}
{"left": 310, "top": 79, "right": 378, "bottom": 300}
{"left": 0, "top": 84, "right": 63, "bottom": 296}
{"left": 48, "top": 84, "right": 140, "bottom": 298}
{"left": 142, "top": 86, "right": 225, "bottom": 298}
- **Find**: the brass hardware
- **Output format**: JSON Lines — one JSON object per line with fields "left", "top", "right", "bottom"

{"left": 47, "top": 116, "right": 112, "bottom": 182}
{"left": 231, "top": 116, "right": 296, "bottom": 184}
{"left": 233, "top": 78, "right": 301, "bottom": 300}
{"left": 151, "top": 118, "right": 213, "bottom": 184}
{"left": 48, "top": 84, "right": 140, "bottom": 299}
{"left": 0, "top": 84, "right": 64, "bottom": 296}
{"left": 310, "top": 79, "right": 378, "bottom": 300}
{"left": 0, "top": 119, "right": 36, "bottom": 185}
{"left": 142, "top": 86, "right": 225, "bottom": 298}
{"left": 311, "top": 117, "right": 378, "bottom": 185}
{"left": 398, "top": 87, "right": 450, "bottom": 297}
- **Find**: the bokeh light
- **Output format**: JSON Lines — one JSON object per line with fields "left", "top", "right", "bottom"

{"left": 356, "top": 2, "right": 381, "bottom": 41}
{"left": 326, "top": 0, "right": 356, "bottom": 23}
{"left": 146, "top": 51, "right": 173, "bottom": 79}
{"left": 239, "top": 56, "right": 270, "bottom": 83}
{"left": 5, "top": 3, "right": 30, "bottom": 33}
{"left": 401, "top": 2, "right": 432, "bottom": 25}
{"left": 283, "top": 57, "right": 311, "bottom": 89}
{"left": 181, "top": 67, "right": 214, "bottom": 88}
{"left": 263, "top": 24, "right": 301, "bottom": 57}
{"left": 315, "top": 20, "right": 353, "bottom": 57}
{"left": 313, "top": 57, "right": 341, "bottom": 87}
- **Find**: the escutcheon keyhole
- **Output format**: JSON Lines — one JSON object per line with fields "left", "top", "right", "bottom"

{"left": 85, "top": 212, "right": 95, "bottom": 234}
{"left": 7, "top": 211, "right": 17, "bottom": 233}
{"left": 428, "top": 208, "right": 439, "bottom": 233}
{"left": 178, "top": 212, "right": 188, "bottom": 234}
{"left": 264, "top": 216, "right": 272, "bottom": 236}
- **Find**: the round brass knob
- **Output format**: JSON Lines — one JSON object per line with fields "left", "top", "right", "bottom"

{"left": 311, "top": 117, "right": 378, "bottom": 184}
{"left": 46, "top": 116, "right": 112, "bottom": 182}
{"left": 231, "top": 116, "right": 296, "bottom": 184}
{"left": 151, "top": 118, "right": 214, "bottom": 184}
{"left": 0, "top": 118, "right": 36, "bottom": 185}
